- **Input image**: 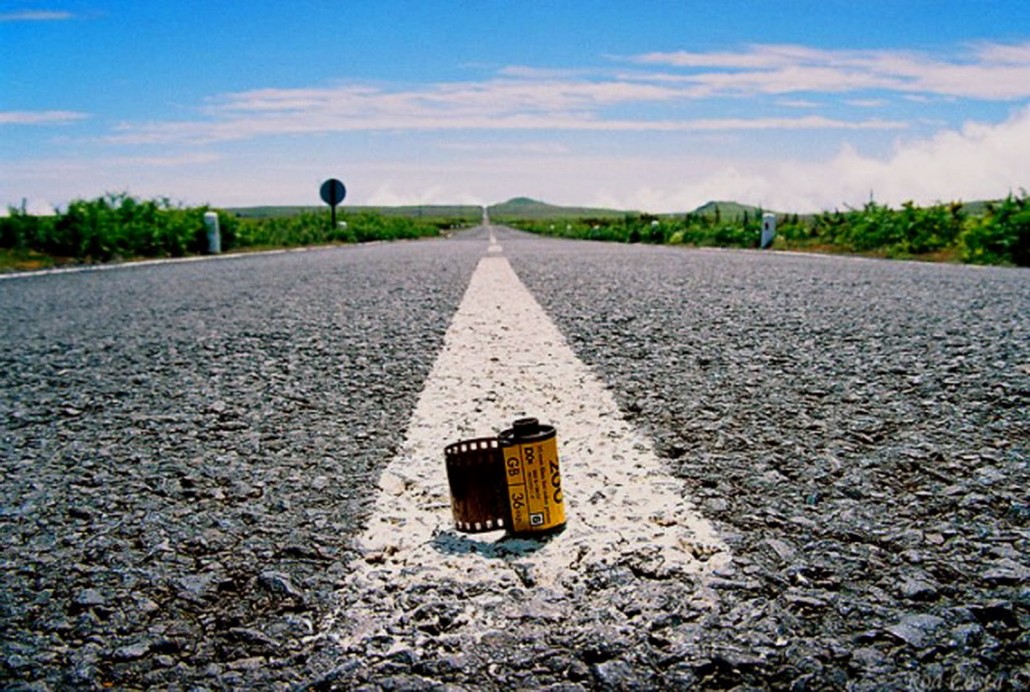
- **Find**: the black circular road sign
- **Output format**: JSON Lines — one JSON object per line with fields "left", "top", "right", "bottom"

{"left": 320, "top": 178, "right": 346, "bottom": 206}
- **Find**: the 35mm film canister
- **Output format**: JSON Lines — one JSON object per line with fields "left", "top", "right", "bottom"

{"left": 498, "top": 418, "right": 566, "bottom": 536}
{"left": 444, "top": 417, "right": 566, "bottom": 538}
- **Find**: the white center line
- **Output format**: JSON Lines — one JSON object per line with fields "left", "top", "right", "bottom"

{"left": 324, "top": 237, "right": 730, "bottom": 648}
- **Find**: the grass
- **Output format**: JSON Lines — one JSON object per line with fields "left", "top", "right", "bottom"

{"left": 0, "top": 248, "right": 62, "bottom": 273}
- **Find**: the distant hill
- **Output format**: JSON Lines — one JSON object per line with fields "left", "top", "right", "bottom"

{"left": 958, "top": 200, "right": 992, "bottom": 216}
{"left": 487, "top": 197, "right": 627, "bottom": 220}
{"left": 688, "top": 201, "right": 773, "bottom": 219}
{"left": 489, "top": 198, "right": 772, "bottom": 220}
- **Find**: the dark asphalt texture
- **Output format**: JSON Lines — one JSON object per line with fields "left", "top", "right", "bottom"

{"left": 503, "top": 227, "right": 1029, "bottom": 690}
{"left": 1, "top": 236, "right": 484, "bottom": 688}
{"left": 2, "top": 226, "right": 1028, "bottom": 689}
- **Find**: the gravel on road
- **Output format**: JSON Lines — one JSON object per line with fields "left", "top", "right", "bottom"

{"left": 504, "top": 231, "right": 1029, "bottom": 690}
{"left": 1, "top": 238, "right": 483, "bottom": 689}
{"left": 2, "top": 227, "right": 1028, "bottom": 690}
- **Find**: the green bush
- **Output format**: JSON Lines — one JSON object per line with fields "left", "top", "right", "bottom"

{"left": 3, "top": 192, "right": 1026, "bottom": 266}
{"left": 0, "top": 193, "right": 209, "bottom": 260}
{"left": 960, "top": 193, "right": 1029, "bottom": 266}
{"left": 822, "top": 200, "right": 965, "bottom": 257}
{"left": 0, "top": 193, "right": 447, "bottom": 263}
{"left": 509, "top": 195, "right": 1027, "bottom": 266}
{"left": 0, "top": 208, "right": 55, "bottom": 250}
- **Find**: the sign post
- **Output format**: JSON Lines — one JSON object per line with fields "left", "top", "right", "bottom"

{"left": 320, "top": 178, "right": 347, "bottom": 229}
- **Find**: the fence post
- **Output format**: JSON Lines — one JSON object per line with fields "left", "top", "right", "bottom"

{"left": 203, "top": 212, "right": 221, "bottom": 254}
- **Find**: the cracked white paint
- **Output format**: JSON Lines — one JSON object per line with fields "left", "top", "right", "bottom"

{"left": 327, "top": 231, "right": 729, "bottom": 644}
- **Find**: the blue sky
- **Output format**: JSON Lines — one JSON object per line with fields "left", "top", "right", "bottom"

{"left": 2, "top": 1, "right": 1028, "bottom": 213}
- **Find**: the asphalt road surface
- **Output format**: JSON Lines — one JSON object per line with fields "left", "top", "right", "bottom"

{"left": 1, "top": 226, "right": 1027, "bottom": 690}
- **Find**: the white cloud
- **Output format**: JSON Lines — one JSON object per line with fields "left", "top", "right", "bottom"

{"left": 974, "top": 42, "right": 1030, "bottom": 64}
{"left": 6, "top": 40, "right": 1028, "bottom": 214}
{"left": 104, "top": 74, "right": 906, "bottom": 145}
{"left": 0, "top": 153, "right": 228, "bottom": 211}
{"left": 365, "top": 183, "right": 486, "bottom": 207}
{"left": 777, "top": 99, "right": 821, "bottom": 109}
{"left": 627, "top": 42, "right": 1030, "bottom": 100}
{"left": 845, "top": 99, "right": 888, "bottom": 108}
{"left": 593, "top": 105, "right": 1030, "bottom": 212}
{"left": 820, "top": 105, "right": 1030, "bottom": 206}
{"left": 10, "top": 107, "right": 1025, "bottom": 213}
{"left": 106, "top": 153, "right": 222, "bottom": 167}
{"left": 0, "top": 110, "right": 89, "bottom": 125}
{"left": 6, "top": 105, "right": 1026, "bottom": 214}
{"left": 92, "top": 41, "right": 1030, "bottom": 146}
{"left": 106, "top": 113, "right": 904, "bottom": 145}
{"left": 497, "top": 65, "right": 598, "bottom": 80}
{"left": 436, "top": 140, "right": 571, "bottom": 154}
{"left": 206, "top": 79, "right": 683, "bottom": 119}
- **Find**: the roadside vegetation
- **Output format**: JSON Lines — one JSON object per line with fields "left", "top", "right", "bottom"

{"left": 0, "top": 193, "right": 471, "bottom": 272}
{"left": 3, "top": 192, "right": 1027, "bottom": 271}
{"left": 502, "top": 194, "right": 1030, "bottom": 267}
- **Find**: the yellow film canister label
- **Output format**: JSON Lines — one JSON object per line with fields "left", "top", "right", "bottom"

{"left": 502, "top": 435, "right": 565, "bottom": 534}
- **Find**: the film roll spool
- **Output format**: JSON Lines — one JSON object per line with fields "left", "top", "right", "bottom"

{"left": 444, "top": 418, "right": 567, "bottom": 537}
